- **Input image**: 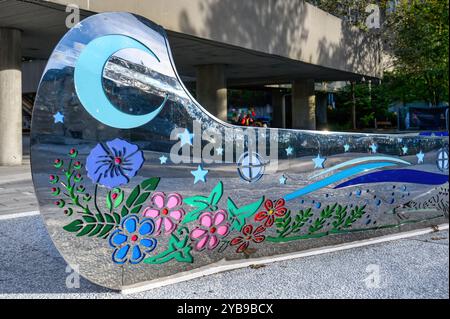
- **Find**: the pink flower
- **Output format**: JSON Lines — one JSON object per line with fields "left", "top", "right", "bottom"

{"left": 190, "top": 210, "right": 230, "bottom": 251}
{"left": 142, "top": 192, "right": 185, "bottom": 235}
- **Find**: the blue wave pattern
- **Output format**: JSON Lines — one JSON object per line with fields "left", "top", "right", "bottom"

{"left": 334, "top": 169, "right": 449, "bottom": 189}
{"left": 284, "top": 162, "right": 397, "bottom": 201}
{"left": 309, "top": 156, "right": 410, "bottom": 179}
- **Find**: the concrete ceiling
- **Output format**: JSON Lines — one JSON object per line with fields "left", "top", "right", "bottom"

{"left": 0, "top": 0, "right": 368, "bottom": 86}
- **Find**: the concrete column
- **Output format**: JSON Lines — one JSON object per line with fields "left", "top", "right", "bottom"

{"left": 316, "top": 92, "right": 328, "bottom": 129}
{"left": 291, "top": 79, "right": 316, "bottom": 130}
{"left": 271, "top": 90, "right": 285, "bottom": 128}
{"left": 196, "top": 64, "right": 227, "bottom": 122}
{"left": 0, "top": 28, "right": 22, "bottom": 165}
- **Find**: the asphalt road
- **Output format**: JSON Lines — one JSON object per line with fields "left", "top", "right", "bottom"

{"left": 0, "top": 214, "right": 448, "bottom": 299}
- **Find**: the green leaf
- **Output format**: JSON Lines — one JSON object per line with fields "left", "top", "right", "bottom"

{"left": 144, "top": 227, "right": 193, "bottom": 264}
{"left": 77, "top": 223, "right": 96, "bottom": 237}
{"left": 62, "top": 212, "right": 120, "bottom": 238}
{"left": 135, "top": 193, "right": 150, "bottom": 206}
{"left": 63, "top": 219, "right": 83, "bottom": 232}
{"left": 106, "top": 194, "right": 112, "bottom": 211}
{"left": 227, "top": 196, "right": 264, "bottom": 231}
{"left": 125, "top": 185, "right": 140, "bottom": 208}
{"left": 141, "top": 178, "right": 160, "bottom": 192}
{"left": 121, "top": 177, "right": 160, "bottom": 217}
{"left": 113, "top": 213, "right": 121, "bottom": 224}
{"left": 182, "top": 181, "right": 224, "bottom": 224}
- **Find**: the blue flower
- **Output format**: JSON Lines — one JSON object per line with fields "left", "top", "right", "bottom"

{"left": 109, "top": 215, "right": 157, "bottom": 264}
{"left": 86, "top": 138, "right": 144, "bottom": 188}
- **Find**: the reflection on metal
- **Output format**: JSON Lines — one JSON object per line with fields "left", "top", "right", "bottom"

{"left": 74, "top": 34, "right": 168, "bottom": 129}
{"left": 236, "top": 152, "right": 266, "bottom": 183}
{"left": 436, "top": 148, "right": 449, "bottom": 171}
{"left": 30, "top": 12, "right": 449, "bottom": 291}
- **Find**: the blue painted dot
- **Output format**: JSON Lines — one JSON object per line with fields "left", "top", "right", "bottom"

{"left": 375, "top": 199, "right": 381, "bottom": 206}
{"left": 348, "top": 192, "right": 352, "bottom": 197}
{"left": 390, "top": 198, "right": 395, "bottom": 204}
{"left": 325, "top": 194, "right": 329, "bottom": 198}
{"left": 300, "top": 200, "right": 305, "bottom": 204}
{"left": 392, "top": 185, "right": 396, "bottom": 189}
{"left": 402, "top": 185, "right": 407, "bottom": 191}
{"left": 315, "top": 202, "right": 322, "bottom": 209}
{"left": 366, "top": 219, "right": 372, "bottom": 225}
{"left": 356, "top": 189, "right": 362, "bottom": 197}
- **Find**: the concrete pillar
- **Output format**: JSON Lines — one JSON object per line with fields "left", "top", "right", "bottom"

{"left": 0, "top": 28, "right": 22, "bottom": 165}
{"left": 316, "top": 93, "right": 328, "bottom": 129}
{"left": 196, "top": 64, "right": 227, "bottom": 122}
{"left": 271, "top": 90, "right": 285, "bottom": 128}
{"left": 291, "top": 79, "right": 316, "bottom": 130}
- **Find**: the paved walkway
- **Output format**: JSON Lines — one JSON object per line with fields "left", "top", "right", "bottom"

{"left": 0, "top": 213, "right": 447, "bottom": 299}
{"left": 0, "top": 157, "right": 38, "bottom": 216}
{"left": 0, "top": 160, "right": 448, "bottom": 298}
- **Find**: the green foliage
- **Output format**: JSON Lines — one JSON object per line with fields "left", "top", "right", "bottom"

{"left": 143, "top": 227, "right": 193, "bottom": 264}
{"left": 120, "top": 178, "right": 160, "bottom": 217}
{"left": 317, "top": 0, "right": 449, "bottom": 121}
{"left": 386, "top": 0, "right": 449, "bottom": 106}
{"left": 275, "top": 208, "right": 313, "bottom": 238}
{"left": 273, "top": 203, "right": 368, "bottom": 240}
{"left": 309, "top": 204, "right": 337, "bottom": 234}
{"left": 182, "top": 181, "right": 224, "bottom": 223}
{"left": 227, "top": 197, "right": 265, "bottom": 231}
{"left": 62, "top": 212, "right": 118, "bottom": 238}
{"left": 343, "top": 205, "right": 367, "bottom": 228}
{"left": 106, "top": 188, "right": 124, "bottom": 211}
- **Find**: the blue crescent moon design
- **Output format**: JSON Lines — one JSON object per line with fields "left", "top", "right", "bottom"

{"left": 74, "top": 34, "right": 168, "bottom": 129}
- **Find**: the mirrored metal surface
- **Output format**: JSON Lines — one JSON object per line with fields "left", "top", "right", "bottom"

{"left": 31, "top": 12, "right": 449, "bottom": 290}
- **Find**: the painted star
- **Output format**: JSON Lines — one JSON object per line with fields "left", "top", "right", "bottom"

{"left": 344, "top": 144, "right": 350, "bottom": 152}
{"left": 279, "top": 175, "right": 287, "bottom": 185}
{"left": 53, "top": 111, "right": 64, "bottom": 123}
{"left": 416, "top": 151, "right": 425, "bottom": 164}
{"left": 216, "top": 147, "right": 224, "bottom": 156}
{"left": 312, "top": 154, "right": 326, "bottom": 169}
{"left": 159, "top": 155, "right": 168, "bottom": 164}
{"left": 369, "top": 143, "right": 378, "bottom": 153}
{"left": 178, "top": 128, "right": 194, "bottom": 146}
{"left": 191, "top": 165, "right": 208, "bottom": 184}
{"left": 285, "top": 146, "right": 294, "bottom": 156}
{"left": 401, "top": 146, "right": 408, "bottom": 155}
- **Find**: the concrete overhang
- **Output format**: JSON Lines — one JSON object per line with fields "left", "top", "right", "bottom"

{"left": 0, "top": 0, "right": 382, "bottom": 86}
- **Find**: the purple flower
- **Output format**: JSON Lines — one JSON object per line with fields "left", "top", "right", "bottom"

{"left": 86, "top": 138, "right": 144, "bottom": 188}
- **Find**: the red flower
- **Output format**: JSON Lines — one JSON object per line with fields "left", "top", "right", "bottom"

{"left": 230, "top": 224, "right": 266, "bottom": 253}
{"left": 254, "top": 198, "right": 287, "bottom": 227}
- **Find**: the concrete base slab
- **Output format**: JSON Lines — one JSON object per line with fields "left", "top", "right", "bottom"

{"left": 121, "top": 223, "right": 449, "bottom": 294}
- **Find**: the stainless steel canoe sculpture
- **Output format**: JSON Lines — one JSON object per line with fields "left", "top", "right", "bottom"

{"left": 31, "top": 12, "right": 449, "bottom": 291}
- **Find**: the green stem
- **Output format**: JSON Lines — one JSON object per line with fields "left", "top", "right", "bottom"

{"left": 59, "top": 159, "right": 92, "bottom": 215}
{"left": 94, "top": 183, "right": 102, "bottom": 215}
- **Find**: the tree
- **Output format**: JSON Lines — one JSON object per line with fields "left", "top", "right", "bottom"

{"left": 311, "top": 0, "right": 449, "bottom": 130}
{"left": 384, "top": 0, "right": 449, "bottom": 106}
